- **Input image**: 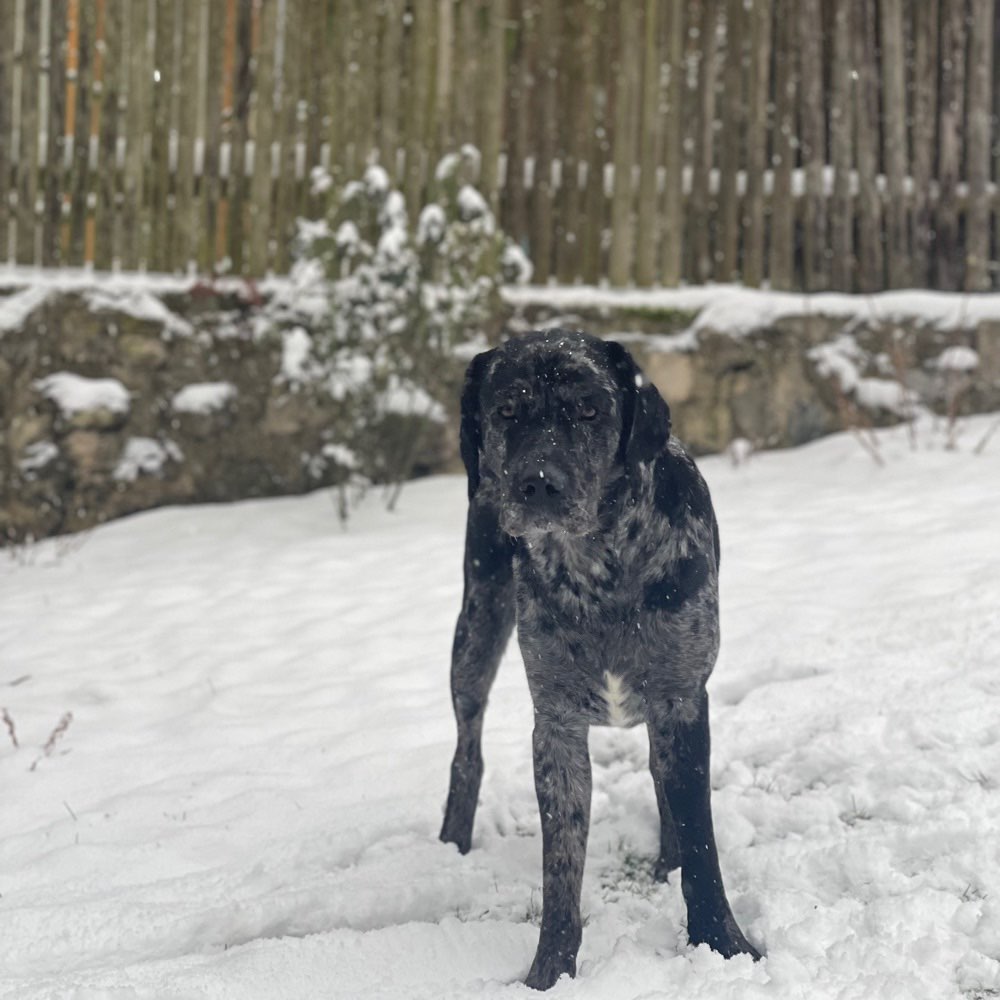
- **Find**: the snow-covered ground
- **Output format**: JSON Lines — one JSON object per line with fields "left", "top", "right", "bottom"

{"left": 2, "top": 416, "right": 999, "bottom": 1000}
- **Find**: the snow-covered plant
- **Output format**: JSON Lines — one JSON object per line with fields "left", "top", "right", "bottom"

{"left": 290, "top": 151, "right": 531, "bottom": 508}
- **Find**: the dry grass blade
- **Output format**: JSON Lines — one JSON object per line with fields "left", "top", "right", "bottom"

{"left": 29, "top": 711, "right": 74, "bottom": 771}
{"left": 2, "top": 707, "right": 18, "bottom": 748}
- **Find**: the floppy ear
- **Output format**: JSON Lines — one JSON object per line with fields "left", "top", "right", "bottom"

{"left": 605, "top": 339, "right": 672, "bottom": 472}
{"left": 459, "top": 349, "right": 494, "bottom": 499}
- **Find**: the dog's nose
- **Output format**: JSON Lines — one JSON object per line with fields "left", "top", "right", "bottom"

{"left": 518, "top": 465, "right": 567, "bottom": 506}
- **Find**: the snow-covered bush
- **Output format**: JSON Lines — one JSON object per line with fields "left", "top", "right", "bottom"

{"left": 288, "top": 151, "right": 531, "bottom": 506}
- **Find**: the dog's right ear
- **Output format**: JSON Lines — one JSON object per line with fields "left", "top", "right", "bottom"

{"left": 459, "top": 349, "right": 494, "bottom": 499}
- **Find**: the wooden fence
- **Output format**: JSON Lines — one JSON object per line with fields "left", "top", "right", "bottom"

{"left": 1, "top": 0, "right": 998, "bottom": 291}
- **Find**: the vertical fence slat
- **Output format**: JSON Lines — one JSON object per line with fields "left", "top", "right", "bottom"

{"left": 531, "top": 0, "right": 558, "bottom": 284}
{"left": 108, "top": 1, "right": 127, "bottom": 270}
{"left": 937, "top": 0, "right": 966, "bottom": 291}
{"left": 660, "top": 0, "right": 684, "bottom": 286}
{"left": 965, "top": 0, "right": 995, "bottom": 291}
{"left": 853, "top": 0, "right": 883, "bottom": 294}
{"left": 273, "top": 0, "right": 302, "bottom": 275}
{"left": 556, "top": 0, "right": 596, "bottom": 284}
{"left": 769, "top": 0, "right": 796, "bottom": 290}
{"left": 608, "top": 0, "right": 640, "bottom": 287}
{"left": 715, "top": 0, "right": 743, "bottom": 284}
{"left": 0, "top": 1, "right": 10, "bottom": 262}
{"left": 378, "top": 0, "right": 404, "bottom": 179}
{"left": 404, "top": 0, "right": 433, "bottom": 209}
{"left": 689, "top": 0, "right": 719, "bottom": 284}
{"left": 634, "top": 0, "right": 661, "bottom": 287}
{"left": 249, "top": 0, "right": 277, "bottom": 275}
{"left": 435, "top": 0, "right": 454, "bottom": 156}
{"left": 503, "top": 0, "right": 530, "bottom": 255}
{"left": 798, "top": 0, "right": 826, "bottom": 291}
{"left": 580, "top": 0, "right": 609, "bottom": 285}
{"left": 742, "top": 0, "right": 772, "bottom": 288}
{"left": 829, "top": 0, "right": 853, "bottom": 291}
{"left": 83, "top": 0, "right": 107, "bottom": 267}
{"left": 35, "top": 0, "right": 52, "bottom": 267}
{"left": 879, "top": 0, "right": 908, "bottom": 288}
{"left": 8, "top": 0, "right": 27, "bottom": 263}
{"left": 479, "top": 0, "right": 507, "bottom": 212}
{"left": 98, "top": 0, "right": 121, "bottom": 271}
{"left": 911, "top": 0, "right": 939, "bottom": 289}
{"left": 213, "top": 0, "right": 238, "bottom": 269}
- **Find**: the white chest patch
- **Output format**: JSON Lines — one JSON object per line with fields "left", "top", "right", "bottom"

{"left": 601, "top": 671, "right": 638, "bottom": 728}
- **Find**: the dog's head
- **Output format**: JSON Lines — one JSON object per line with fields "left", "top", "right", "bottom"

{"left": 460, "top": 330, "right": 671, "bottom": 538}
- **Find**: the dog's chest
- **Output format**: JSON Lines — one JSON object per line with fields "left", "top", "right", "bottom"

{"left": 595, "top": 669, "right": 645, "bottom": 727}
{"left": 515, "top": 535, "right": 665, "bottom": 728}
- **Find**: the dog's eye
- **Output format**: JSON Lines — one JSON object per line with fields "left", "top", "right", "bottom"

{"left": 498, "top": 402, "right": 516, "bottom": 419}
{"left": 579, "top": 403, "right": 598, "bottom": 421}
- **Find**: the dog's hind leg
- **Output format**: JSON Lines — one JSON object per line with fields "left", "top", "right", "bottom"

{"left": 648, "top": 690, "right": 761, "bottom": 960}
{"left": 648, "top": 727, "right": 682, "bottom": 880}
{"left": 440, "top": 502, "right": 515, "bottom": 854}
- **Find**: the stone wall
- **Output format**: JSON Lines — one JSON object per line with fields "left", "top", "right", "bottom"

{"left": 3, "top": 277, "right": 998, "bottom": 543}
{"left": 1, "top": 281, "right": 384, "bottom": 543}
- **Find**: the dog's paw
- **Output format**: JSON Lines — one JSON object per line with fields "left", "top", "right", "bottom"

{"left": 688, "top": 914, "right": 763, "bottom": 962}
{"left": 653, "top": 854, "right": 680, "bottom": 883}
{"left": 439, "top": 804, "right": 475, "bottom": 854}
{"left": 438, "top": 823, "right": 472, "bottom": 855}
{"left": 524, "top": 954, "right": 575, "bottom": 992}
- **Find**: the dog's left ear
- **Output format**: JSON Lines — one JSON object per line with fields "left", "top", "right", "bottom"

{"left": 459, "top": 348, "right": 495, "bottom": 499}
{"left": 605, "top": 339, "right": 672, "bottom": 471}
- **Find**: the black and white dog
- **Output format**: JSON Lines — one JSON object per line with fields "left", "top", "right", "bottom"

{"left": 440, "top": 330, "right": 760, "bottom": 990}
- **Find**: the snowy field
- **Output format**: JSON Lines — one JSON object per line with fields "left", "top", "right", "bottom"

{"left": 2, "top": 415, "right": 1000, "bottom": 1000}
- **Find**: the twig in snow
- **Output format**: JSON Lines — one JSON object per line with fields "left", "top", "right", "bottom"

{"left": 29, "top": 711, "right": 73, "bottom": 771}
{"left": 2, "top": 708, "right": 18, "bottom": 748}
{"left": 973, "top": 416, "right": 1000, "bottom": 455}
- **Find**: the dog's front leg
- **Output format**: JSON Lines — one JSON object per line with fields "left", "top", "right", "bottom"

{"left": 525, "top": 716, "right": 591, "bottom": 991}
{"left": 648, "top": 690, "right": 760, "bottom": 960}
{"left": 441, "top": 504, "right": 515, "bottom": 854}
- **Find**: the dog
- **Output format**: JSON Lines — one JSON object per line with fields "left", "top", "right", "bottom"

{"left": 439, "top": 330, "right": 760, "bottom": 990}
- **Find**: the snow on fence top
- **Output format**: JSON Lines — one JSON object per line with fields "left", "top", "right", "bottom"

{"left": 5, "top": 266, "right": 1000, "bottom": 348}
{"left": 503, "top": 284, "right": 1000, "bottom": 339}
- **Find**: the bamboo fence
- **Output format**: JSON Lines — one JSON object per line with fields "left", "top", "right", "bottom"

{"left": 1, "top": 0, "right": 998, "bottom": 291}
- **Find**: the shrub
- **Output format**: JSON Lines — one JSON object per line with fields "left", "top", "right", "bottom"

{"left": 284, "top": 149, "right": 530, "bottom": 510}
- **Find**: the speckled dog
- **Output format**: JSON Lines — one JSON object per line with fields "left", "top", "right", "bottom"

{"left": 440, "top": 330, "right": 760, "bottom": 990}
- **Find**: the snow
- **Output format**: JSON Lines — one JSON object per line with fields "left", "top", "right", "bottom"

{"left": 934, "top": 346, "right": 981, "bottom": 372}
{"left": 457, "top": 184, "right": 491, "bottom": 222}
{"left": 6, "top": 266, "right": 1000, "bottom": 350}
{"left": 0, "top": 284, "right": 52, "bottom": 334}
{"left": 502, "top": 243, "right": 534, "bottom": 285}
{"left": 2, "top": 414, "right": 999, "bottom": 999}
{"left": 113, "top": 437, "right": 182, "bottom": 483}
{"left": 364, "top": 164, "right": 391, "bottom": 196}
{"left": 335, "top": 220, "right": 361, "bottom": 252}
{"left": 86, "top": 288, "right": 194, "bottom": 338}
{"left": 279, "top": 327, "right": 316, "bottom": 384}
{"left": 172, "top": 382, "right": 238, "bottom": 415}
{"left": 322, "top": 442, "right": 359, "bottom": 470}
{"left": 503, "top": 284, "right": 1000, "bottom": 338}
{"left": 854, "top": 377, "right": 916, "bottom": 415}
{"left": 34, "top": 372, "right": 131, "bottom": 417}
{"left": 377, "top": 374, "right": 447, "bottom": 422}
{"left": 17, "top": 440, "right": 59, "bottom": 475}
{"left": 417, "top": 204, "right": 448, "bottom": 246}
{"left": 310, "top": 165, "right": 334, "bottom": 196}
